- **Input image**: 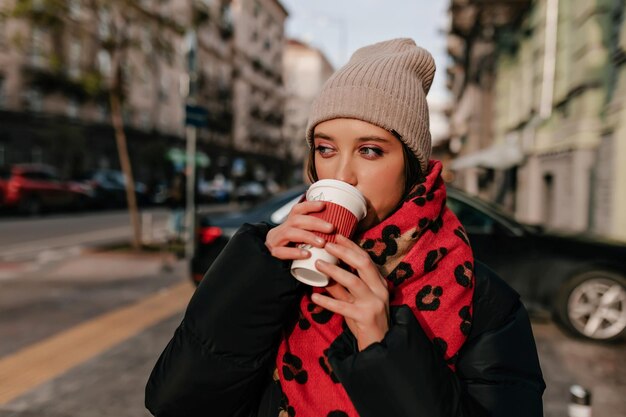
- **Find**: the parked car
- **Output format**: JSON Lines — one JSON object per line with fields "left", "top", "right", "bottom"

{"left": 74, "top": 169, "right": 148, "bottom": 208}
{"left": 2, "top": 163, "right": 94, "bottom": 215}
{"left": 190, "top": 185, "right": 626, "bottom": 342}
{"left": 0, "top": 167, "right": 9, "bottom": 209}
{"left": 198, "top": 175, "right": 234, "bottom": 203}
{"left": 191, "top": 185, "right": 306, "bottom": 283}
{"left": 233, "top": 181, "right": 266, "bottom": 203}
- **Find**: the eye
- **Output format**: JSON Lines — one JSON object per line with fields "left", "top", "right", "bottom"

{"left": 314, "top": 145, "right": 334, "bottom": 157}
{"left": 359, "top": 146, "right": 384, "bottom": 158}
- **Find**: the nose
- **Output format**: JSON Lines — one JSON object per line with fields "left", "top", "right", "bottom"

{"left": 334, "top": 157, "right": 357, "bottom": 186}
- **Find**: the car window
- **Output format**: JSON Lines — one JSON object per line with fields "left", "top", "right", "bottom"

{"left": 23, "top": 171, "right": 59, "bottom": 181}
{"left": 447, "top": 197, "right": 495, "bottom": 234}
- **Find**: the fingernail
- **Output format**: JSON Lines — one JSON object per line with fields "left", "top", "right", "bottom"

{"left": 315, "top": 237, "right": 324, "bottom": 245}
{"left": 316, "top": 259, "right": 327, "bottom": 265}
{"left": 301, "top": 250, "right": 310, "bottom": 257}
{"left": 326, "top": 242, "right": 336, "bottom": 249}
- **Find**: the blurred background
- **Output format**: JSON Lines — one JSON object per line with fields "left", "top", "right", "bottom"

{"left": 0, "top": 0, "right": 624, "bottom": 416}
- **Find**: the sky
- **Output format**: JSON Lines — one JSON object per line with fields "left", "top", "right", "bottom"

{"left": 280, "top": 0, "right": 451, "bottom": 102}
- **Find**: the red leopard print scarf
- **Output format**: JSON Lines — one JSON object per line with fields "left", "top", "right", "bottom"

{"left": 276, "top": 160, "right": 475, "bottom": 417}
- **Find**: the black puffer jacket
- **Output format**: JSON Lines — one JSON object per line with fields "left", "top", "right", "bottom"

{"left": 146, "top": 223, "right": 545, "bottom": 417}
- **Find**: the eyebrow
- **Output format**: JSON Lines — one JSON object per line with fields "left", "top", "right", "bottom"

{"left": 313, "top": 132, "right": 391, "bottom": 143}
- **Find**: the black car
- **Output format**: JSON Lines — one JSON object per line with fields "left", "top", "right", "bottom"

{"left": 191, "top": 185, "right": 307, "bottom": 284}
{"left": 191, "top": 185, "right": 626, "bottom": 342}
{"left": 74, "top": 169, "right": 148, "bottom": 208}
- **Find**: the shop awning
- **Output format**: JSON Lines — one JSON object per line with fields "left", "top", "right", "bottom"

{"left": 450, "top": 142, "right": 524, "bottom": 170}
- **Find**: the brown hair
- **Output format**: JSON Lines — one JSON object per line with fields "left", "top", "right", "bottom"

{"left": 306, "top": 133, "right": 424, "bottom": 199}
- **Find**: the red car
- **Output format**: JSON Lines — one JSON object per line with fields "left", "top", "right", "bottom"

{"left": 2, "top": 163, "right": 93, "bottom": 215}
{"left": 0, "top": 167, "right": 9, "bottom": 208}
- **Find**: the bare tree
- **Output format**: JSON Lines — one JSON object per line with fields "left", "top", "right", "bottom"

{"left": 4, "top": 0, "right": 179, "bottom": 249}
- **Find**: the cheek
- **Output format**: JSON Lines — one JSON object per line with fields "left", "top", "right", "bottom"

{"left": 362, "top": 166, "right": 405, "bottom": 219}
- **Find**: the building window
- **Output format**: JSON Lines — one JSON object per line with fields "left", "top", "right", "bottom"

{"left": 0, "top": 77, "right": 5, "bottom": 109}
{"left": 140, "top": 113, "right": 151, "bottom": 130}
{"left": 97, "top": 50, "right": 111, "bottom": 76}
{"left": 121, "top": 62, "right": 132, "bottom": 85}
{"left": 542, "top": 174, "right": 555, "bottom": 225}
{"left": 67, "top": 98, "right": 79, "bottom": 118}
{"left": 254, "top": 1, "right": 261, "bottom": 18}
{"left": 24, "top": 88, "right": 43, "bottom": 112}
{"left": 69, "top": 0, "right": 81, "bottom": 18}
{"left": 0, "top": 18, "right": 6, "bottom": 47}
{"left": 98, "top": 7, "right": 111, "bottom": 39}
{"left": 97, "top": 102, "right": 108, "bottom": 122}
{"left": 159, "top": 73, "right": 169, "bottom": 101}
{"left": 141, "top": 65, "right": 151, "bottom": 86}
{"left": 122, "top": 107, "right": 132, "bottom": 125}
{"left": 142, "top": 28, "right": 153, "bottom": 54}
{"left": 32, "top": 0, "right": 44, "bottom": 11}
{"left": 221, "top": 3, "right": 233, "bottom": 32}
{"left": 68, "top": 39, "right": 82, "bottom": 78}
{"left": 30, "top": 27, "right": 45, "bottom": 68}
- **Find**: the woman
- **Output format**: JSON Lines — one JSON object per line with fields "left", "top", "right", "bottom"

{"left": 146, "top": 39, "right": 545, "bottom": 417}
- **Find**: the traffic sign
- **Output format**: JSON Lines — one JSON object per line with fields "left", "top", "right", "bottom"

{"left": 185, "top": 104, "right": 208, "bottom": 127}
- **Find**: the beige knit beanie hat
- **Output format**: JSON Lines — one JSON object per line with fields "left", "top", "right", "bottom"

{"left": 306, "top": 38, "right": 435, "bottom": 173}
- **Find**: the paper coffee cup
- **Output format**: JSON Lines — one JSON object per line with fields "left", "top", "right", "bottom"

{"left": 291, "top": 180, "right": 367, "bottom": 286}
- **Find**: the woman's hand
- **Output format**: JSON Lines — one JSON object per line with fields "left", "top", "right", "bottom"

{"left": 264, "top": 200, "right": 334, "bottom": 260}
{"left": 311, "top": 234, "right": 390, "bottom": 351}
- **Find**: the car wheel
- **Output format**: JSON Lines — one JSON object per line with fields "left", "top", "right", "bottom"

{"left": 556, "top": 270, "right": 626, "bottom": 342}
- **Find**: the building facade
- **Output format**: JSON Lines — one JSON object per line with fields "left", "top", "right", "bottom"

{"left": 282, "top": 38, "right": 334, "bottom": 181}
{"left": 446, "top": 0, "right": 626, "bottom": 241}
{"left": 229, "top": 0, "right": 288, "bottom": 182}
{"left": 0, "top": 0, "right": 291, "bottom": 186}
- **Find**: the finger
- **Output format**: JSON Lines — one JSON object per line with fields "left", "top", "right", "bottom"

{"left": 267, "top": 246, "right": 311, "bottom": 261}
{"left": 325, "top": 281, "right": 355, "bottom": 303}
{"left": 310, "top": 292, "right": 359, "bottom": 321}
{"left": 267, "top": 226, "right": 327, "bottom": 248}
{"left": 326, "top": 235, "right": 387, "bottom": 293}
{"left": 287, "top": 214, "right": 334, "bottom": 234}
{"left": 315, "top": 259, "right": 369, "bottom": 298}
{"left": 290, "top": 200, "right": 326, "bottom": 215}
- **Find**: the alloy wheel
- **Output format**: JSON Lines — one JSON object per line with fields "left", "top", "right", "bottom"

{"left": 567, "top": 277, "right": 626, "bottom": 340}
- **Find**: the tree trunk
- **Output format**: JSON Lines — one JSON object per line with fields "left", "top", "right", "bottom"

{"left": 110, "top": 90, "right": 142, "bottom": 250}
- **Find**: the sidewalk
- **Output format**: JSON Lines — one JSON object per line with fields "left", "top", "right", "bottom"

{"left": 0, "top": 246, "right": 194, "bottom": 410}
{"left": 0, "top": 244, "right": 179, "bottom": 282}
{"left": 41, "top": 249, "right": 179, "bottom": 283}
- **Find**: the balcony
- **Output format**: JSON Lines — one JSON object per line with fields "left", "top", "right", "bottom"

{"left": 450, "top": 0, "right": 532, "bottom": 38}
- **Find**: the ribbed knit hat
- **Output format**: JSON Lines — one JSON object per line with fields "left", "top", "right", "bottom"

{"left": 306, "top": 38, "right": 435, "bottom": 173}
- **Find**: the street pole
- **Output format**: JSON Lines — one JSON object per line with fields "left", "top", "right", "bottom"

{"left": 185, "top": 124, "right": 197, "bottom": 260}
{"left": 185, "top": 29, "right": 198, "bottom": 261}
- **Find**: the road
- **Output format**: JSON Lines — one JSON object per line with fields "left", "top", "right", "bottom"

{"left": 0, "top": 209, "right": 168, "bottom": 260}
{"left": 0, "top": 249, "right": 624, "bottom": 416}
{"left": 0, "top": 204, "right": 235, "bottom": 263}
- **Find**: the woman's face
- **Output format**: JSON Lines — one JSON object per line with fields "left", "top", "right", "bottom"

{"left": 313, "top": 118, "right": 406, "bottom": 231}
